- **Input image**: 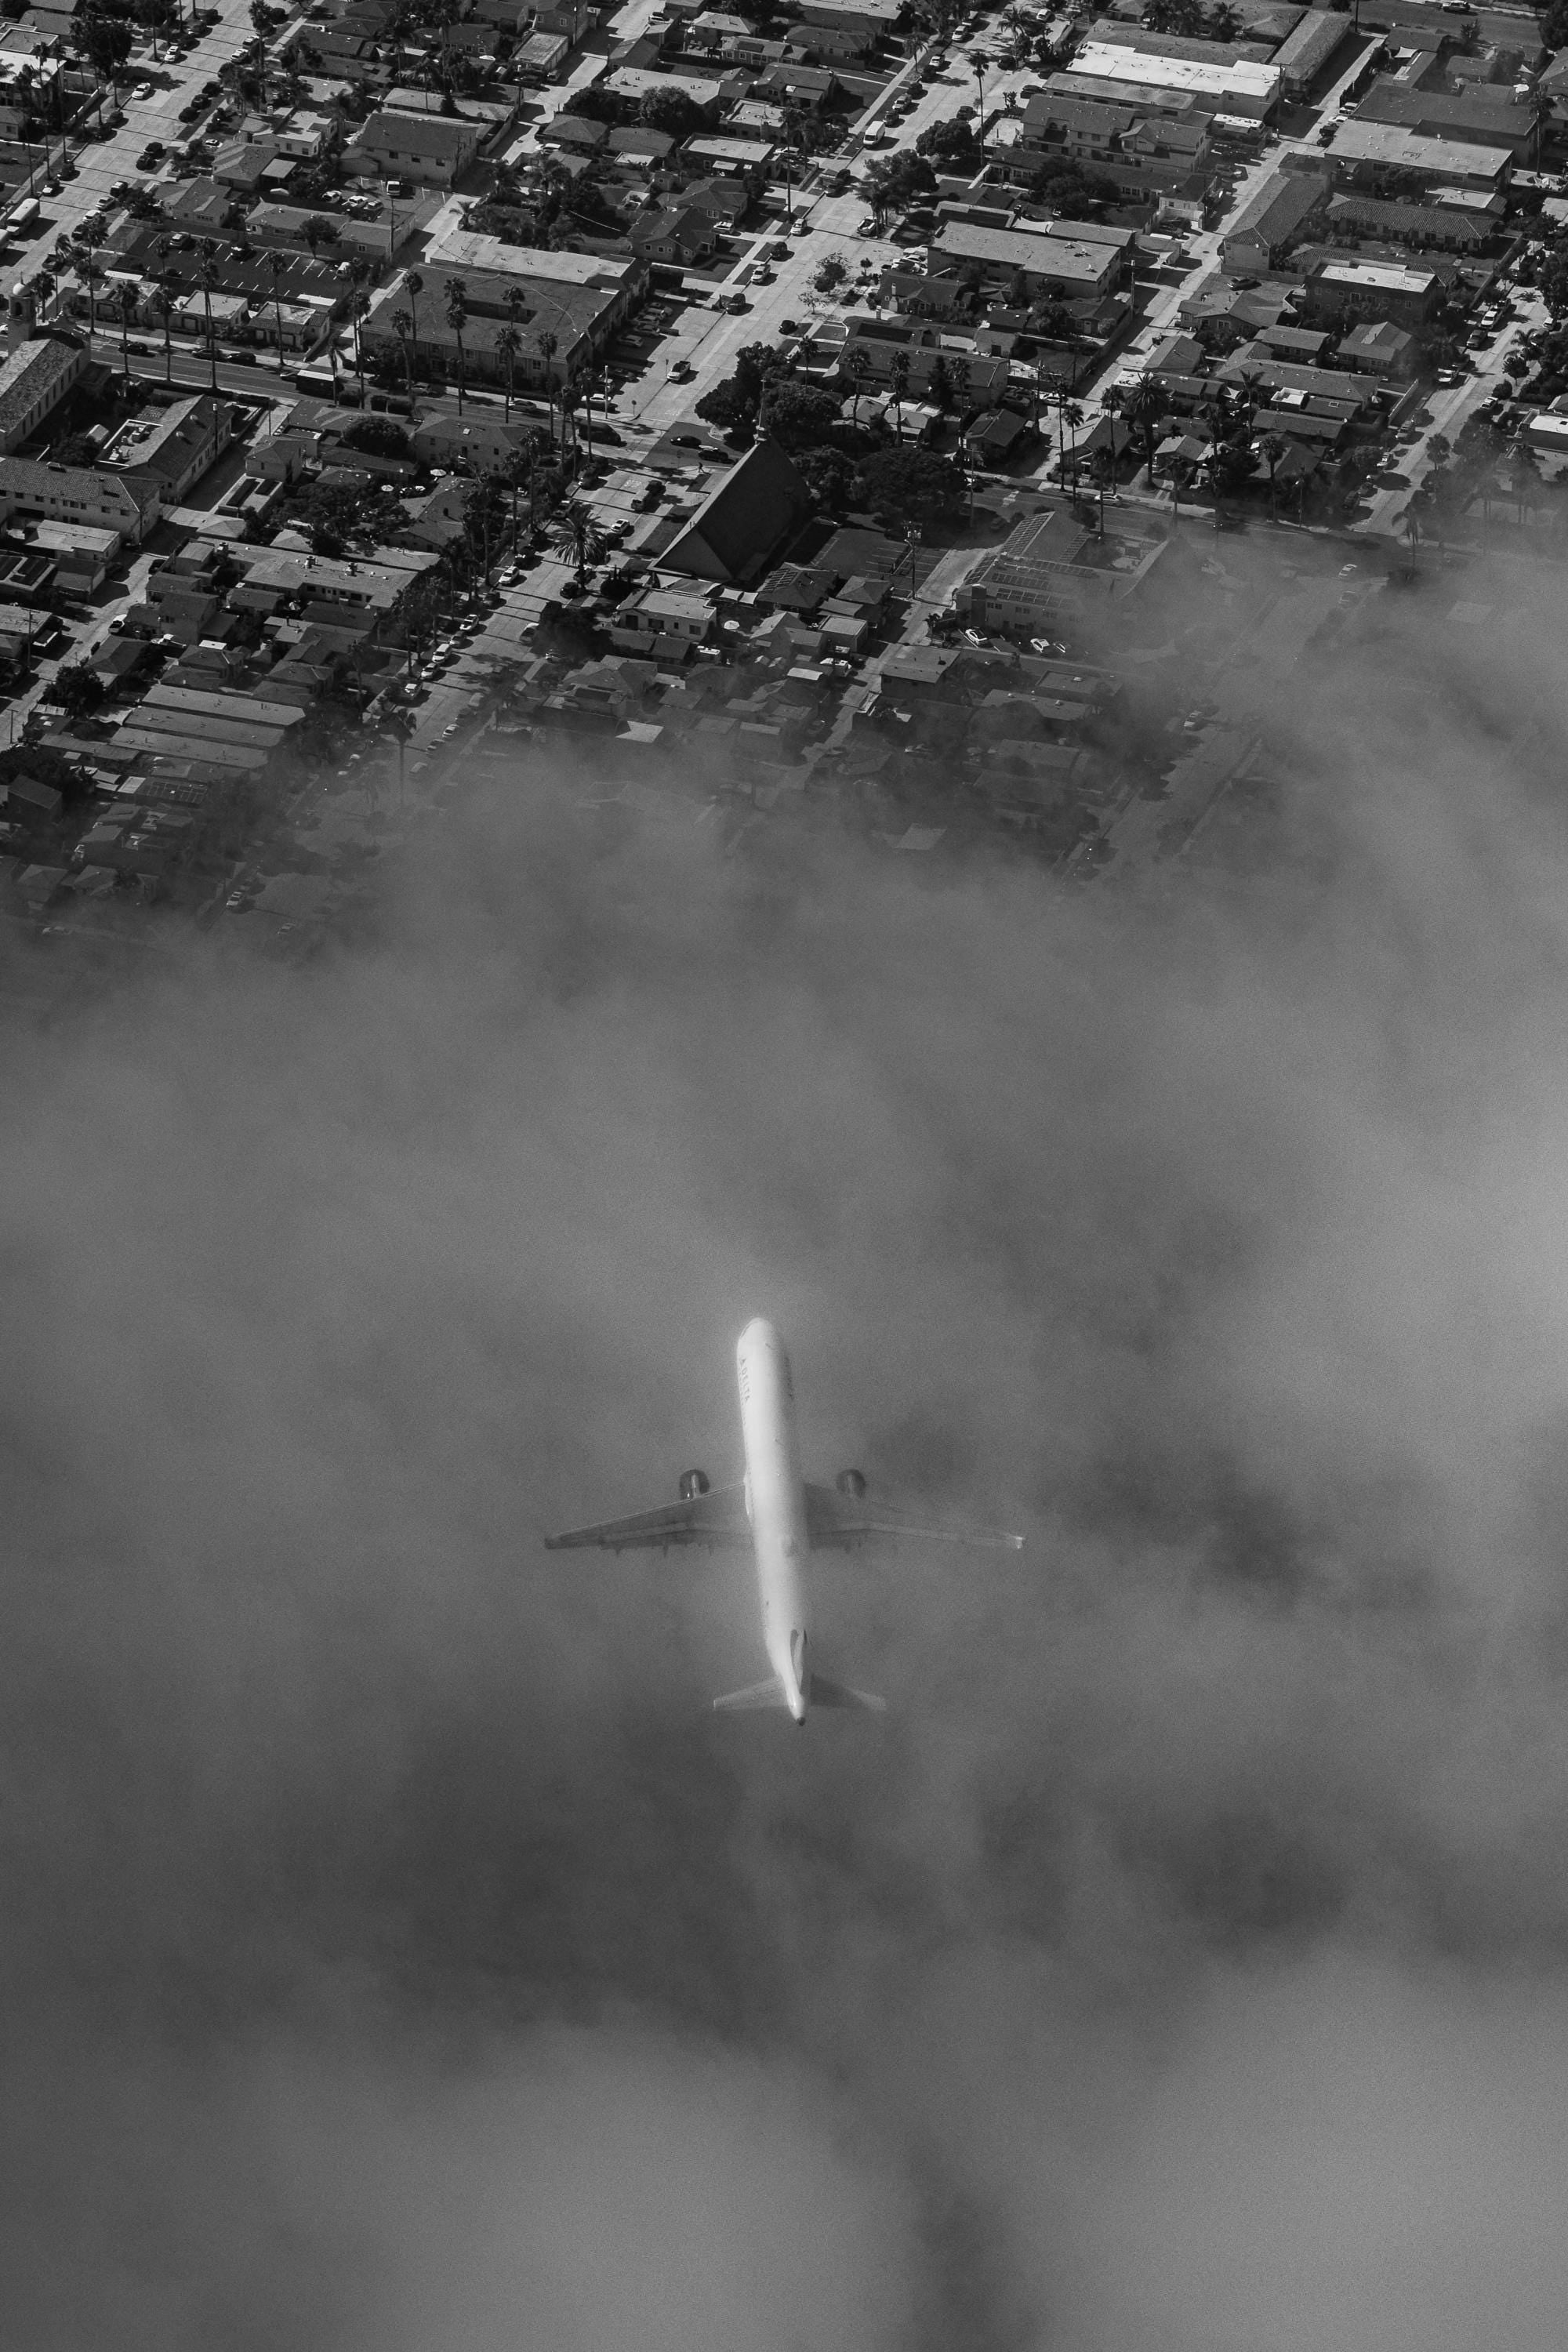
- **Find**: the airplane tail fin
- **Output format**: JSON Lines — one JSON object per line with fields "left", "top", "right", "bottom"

{"left": 712, "top": 1677, "right": 792, "bottom": 1713}
{"left": 809, "top": 1674, "right": 887, "bottom": 1715}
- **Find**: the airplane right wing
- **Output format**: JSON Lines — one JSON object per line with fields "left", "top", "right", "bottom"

{"left": 544, "top": 1483, "right": 750, "bottom": 1553}
{"left": 804, "top": 1484, "right": 1024, "bottom": 1553}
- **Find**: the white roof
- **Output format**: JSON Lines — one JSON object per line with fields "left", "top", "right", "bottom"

{"left": 1316, "top": 257, "right": 1435, "bottom": 292}
{"left": 1071, "top": 39, "right": 1279, "bottom": 100}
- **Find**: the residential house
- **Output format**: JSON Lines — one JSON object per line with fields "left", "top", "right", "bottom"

{"left": 793, "top": 0, "right": 900, "bottom": 34}
{"left": 683, "top": 133, "right": 775, "bottom": 179}
{"left": 785, "top": 17, "right": 878, "bottom": 59}
{"left": 1218, "top": 162, "right": 1328, "bottom": 275}
{"left": 356, "top": 110, "right": 485, "bottom": 187}
{"left": 632, "top": 204, "right": 721, "bottom": 263}
{"left": 680, "top": 174, "right": 750, "bottom": 226}
{"left": 607, "top": 583, "right": 717, "bottom": 653}
{"left": 601, "top": 64, "right": 740, "bottom": 114}
{"left": 1338, "top": 318, "right": 1421, "bottom": 376}
{"left": 538, "top": 111, "right": 611, "bottom": 152}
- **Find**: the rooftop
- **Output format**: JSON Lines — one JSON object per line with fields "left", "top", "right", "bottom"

{"left": 0, "top": 336, "right": 80, "bottom": 444}
{"left": 1070, "top": 38, "right": 1281, "bottom": 99}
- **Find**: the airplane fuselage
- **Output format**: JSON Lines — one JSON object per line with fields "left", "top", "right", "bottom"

{"left": 736, "top": 1317, "right": 811, "bottom": 1721}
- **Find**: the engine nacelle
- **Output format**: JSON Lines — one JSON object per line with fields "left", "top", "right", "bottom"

{"left": 837, "top": 1468, "right": 867, "bottom": 1498}
{"left": 680, "top": 1469, "right": 710, "bottom": 1501}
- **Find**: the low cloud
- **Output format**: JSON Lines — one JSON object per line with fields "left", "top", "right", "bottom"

{"left": 2, "top": 570, "right": 1567, "bottom": 2344}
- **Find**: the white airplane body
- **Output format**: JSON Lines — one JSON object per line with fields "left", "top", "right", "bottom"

{"left": 546, "top": 1317, "right": 1022, "bottom": 1722}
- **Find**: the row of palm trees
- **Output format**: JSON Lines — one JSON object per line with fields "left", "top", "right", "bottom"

{"left": 379, "top": 270, "right": 573, "bottom": 442}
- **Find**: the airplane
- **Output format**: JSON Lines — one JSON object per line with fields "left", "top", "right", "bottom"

{"left": 544, "top": 1316, "right": 1023, "bottom": 1723}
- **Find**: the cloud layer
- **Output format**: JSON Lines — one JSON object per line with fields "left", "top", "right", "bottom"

{"left": 3, "top": 571, "right": 1568, "bottom": 2347}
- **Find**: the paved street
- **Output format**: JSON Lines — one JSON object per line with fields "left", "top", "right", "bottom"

{"left": 8, "top": 0, "right": 290, "bottom": 293}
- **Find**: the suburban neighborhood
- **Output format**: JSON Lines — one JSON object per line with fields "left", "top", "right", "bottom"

{"left": 0, "top": 0, "right": 1558, "bottom": 934}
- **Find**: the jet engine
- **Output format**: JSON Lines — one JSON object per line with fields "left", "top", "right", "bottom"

{"left": 680, "top": 1469, "right": 710, "bottom": 1500}
{"left": 837, "top": 1468, "right": 867, "bottom": 1497}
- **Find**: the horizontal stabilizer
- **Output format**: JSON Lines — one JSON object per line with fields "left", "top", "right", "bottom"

{"left": 809, "top": 1675, "right": 887, "bottom": 1715}
{"left": 713, "top": 1677, "right": 790, "bottom": 1713}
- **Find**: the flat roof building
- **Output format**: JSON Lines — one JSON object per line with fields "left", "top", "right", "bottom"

{"left": 1068, "top": 38, "right": 1281, "bottom": 116}
{"left": 930, "top": 217, "right": 1131, "bottom": 296}
{"left": 1321, "top": 118, "right": 1511, "bottom": 188}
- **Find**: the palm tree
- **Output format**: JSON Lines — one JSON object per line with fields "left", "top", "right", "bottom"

{"left": 267, "top": 248, "right": 288, "bottom": 365}
{"left": 967, "top": 45, "right": 986, "bottom": 130}
{"left": 496, "top": 323, "right": 521, "bottom": 423}
{"left": 1259, "top": 429, "right": 1288, "bottom": 519}
{"left": 509, "top": 432, "right": 543, "bottom": 546}
{"left": 848, "top": 343, "right": 873, "bottom": 423}
{"left": 888, "top": 349, "right": 910, "bottom": 440}
{"left": 116, "top": 278, "right": 136, "bottom": 380}
{"left": 549, "top": 496, "right": 606, "bottom": 583}
{"left": 1119, "top": 373, "right": 1165, "bottom": 483}
{"left": 1508, "top": 439, "right": 1540, "bottom": 524}
{"left": 404, "top": 267, "right": 423, "bottom": 381}
{"left": 198, "top": 242, "right": 223, "bottom": 393}
{"left": 444, "top": 274, "right": 468, "bottom": 413}
{"left": 1233, "top": 367, "right": 1267, "bottom": 428}
{"left": 151, "top": 278, "right": 175, "bottom": 386}
{"left": 75, "top": 239, "right": 103, "bottom": 347}
{"left": 392, "top": 306, "right": 415, "bottom": 396}
{"left": 537, "top": 327, "right": 558, "bottom": 445}
{"left": 350, "top": 283, "right": 372, "bottom": 397}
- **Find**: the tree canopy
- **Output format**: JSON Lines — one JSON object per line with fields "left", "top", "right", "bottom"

{"left": 855, "top": 445, "right": 967, "bottom": 528}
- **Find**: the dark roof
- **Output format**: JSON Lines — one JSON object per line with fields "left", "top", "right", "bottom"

{"left": 0, "top": 336, "right": 79, "bottom": 442}
{"left": 361, "top": 110, "right": 481, "bottom": 158}
{"left": 662, "top": 437, "right": 812, "bottom": 583}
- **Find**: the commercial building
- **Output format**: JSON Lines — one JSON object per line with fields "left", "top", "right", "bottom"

{"left": 953, "top": 509, "right": 1167, "bottom": 635}
{"left": 1067, "top": 39, "right": 1281, "bottom": 118}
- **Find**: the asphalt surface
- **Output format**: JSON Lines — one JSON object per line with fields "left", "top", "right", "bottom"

{"left": 8, "top": 0, "right": 297, "bottom": 292}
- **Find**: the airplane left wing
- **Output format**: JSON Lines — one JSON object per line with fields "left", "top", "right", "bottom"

{"left": 804, "top": 1483, "right": 1024, "bottom": 1553}
{"left": 544, "top": 1483, "right": 750, "bottom": 1552}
